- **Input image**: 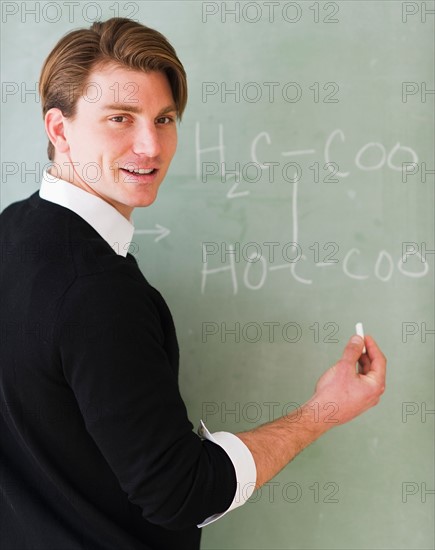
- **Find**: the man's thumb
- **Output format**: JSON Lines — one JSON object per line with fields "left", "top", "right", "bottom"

{"left": 340, "top": 335, "right": 364, "bottom": 365}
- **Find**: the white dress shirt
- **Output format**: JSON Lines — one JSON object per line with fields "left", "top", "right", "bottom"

{"left": 39, "top": 170, "right": 257, "bottom": 527}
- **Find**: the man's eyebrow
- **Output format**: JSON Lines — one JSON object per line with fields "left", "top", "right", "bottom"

{"left": 100, "top": 103, "right": 177, "bottom": 115}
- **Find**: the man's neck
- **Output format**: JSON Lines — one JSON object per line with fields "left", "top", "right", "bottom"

{"left": 47, "top": 164, "right": 134, "bottom": 222}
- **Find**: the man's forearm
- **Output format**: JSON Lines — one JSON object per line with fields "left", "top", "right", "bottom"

{"left": 235, "top": 398, "right": 331, "bottom": 490}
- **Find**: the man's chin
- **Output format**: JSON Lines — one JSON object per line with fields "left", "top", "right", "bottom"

{"left": 131, "top": 192, "right": 159, "bottom": 209}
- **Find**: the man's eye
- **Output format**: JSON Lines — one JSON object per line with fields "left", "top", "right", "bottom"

{"left": 156, "top": 116, "right": 173, "bottom": 125}
{"left": 109, "top": 116, "right": 128, "bottom": 123}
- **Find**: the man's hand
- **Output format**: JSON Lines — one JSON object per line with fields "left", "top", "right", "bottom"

{"left": 309, "top": 334, "right": 387, "bottom": 427}
{"left": 236, "top": 335, "right": 387, "bottom": 489}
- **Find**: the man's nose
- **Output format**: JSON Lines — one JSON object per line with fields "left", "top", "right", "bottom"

{"left": 131, "top": 123, "right": 161, "bottom": 158}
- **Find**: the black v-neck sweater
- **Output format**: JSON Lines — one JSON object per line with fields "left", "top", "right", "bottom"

{"left": 0, "top": 192, "right": 236, "bottom": 549}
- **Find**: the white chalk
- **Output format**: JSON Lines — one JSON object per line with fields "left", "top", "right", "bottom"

{"left": 355, "top": 322, "right": 366, "bottom": 354}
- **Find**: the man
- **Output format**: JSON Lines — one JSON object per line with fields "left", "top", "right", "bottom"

{"left": 0, "top": 17, "right": 386, "bottom": 550}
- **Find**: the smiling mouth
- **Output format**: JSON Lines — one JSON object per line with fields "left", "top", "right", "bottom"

{"left": 121, "top": 167, "right": 157, "bottom": 175}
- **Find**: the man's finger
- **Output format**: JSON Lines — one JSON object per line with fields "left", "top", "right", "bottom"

{"left": 358, "top": 354, "right": 371, "bottom": 375}
{"left": 341, "top": 335, "right": 365, "bottom": 364}
{"left": 364, "top": 335, "right": 387, "bottom": 382}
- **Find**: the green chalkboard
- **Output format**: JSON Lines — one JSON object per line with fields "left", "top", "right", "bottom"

{"left": 1, "top": 2, "right": 434, "bottom": 549}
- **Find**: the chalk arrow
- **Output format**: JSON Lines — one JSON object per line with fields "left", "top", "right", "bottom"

{"left": 134, "top": 224, "right": 170, "bottom": 243}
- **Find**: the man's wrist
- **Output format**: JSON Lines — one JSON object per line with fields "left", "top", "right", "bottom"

{"left": 298, "top": 397, "right": 338, "bottom": 437}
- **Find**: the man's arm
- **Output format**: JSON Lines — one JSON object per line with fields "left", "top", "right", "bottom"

{"left": 236, "top": 335, "right": 386, "bottom": 489}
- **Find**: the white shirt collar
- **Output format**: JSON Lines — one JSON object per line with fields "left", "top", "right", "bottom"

{"left": 39, "top": 170, "right": 135, "bottom": 258}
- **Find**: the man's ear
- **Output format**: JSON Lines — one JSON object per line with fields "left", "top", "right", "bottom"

{"left": 45, "top": 108, "right": 70, "bottom": 155}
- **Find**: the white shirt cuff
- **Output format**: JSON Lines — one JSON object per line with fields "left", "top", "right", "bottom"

{"left": 196, "top": 420, "right": 257, "bottom": 528}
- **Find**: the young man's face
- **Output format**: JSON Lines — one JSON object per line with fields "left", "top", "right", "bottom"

{"left": 56, "top": 63, "right": 178, "bottom": 219}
